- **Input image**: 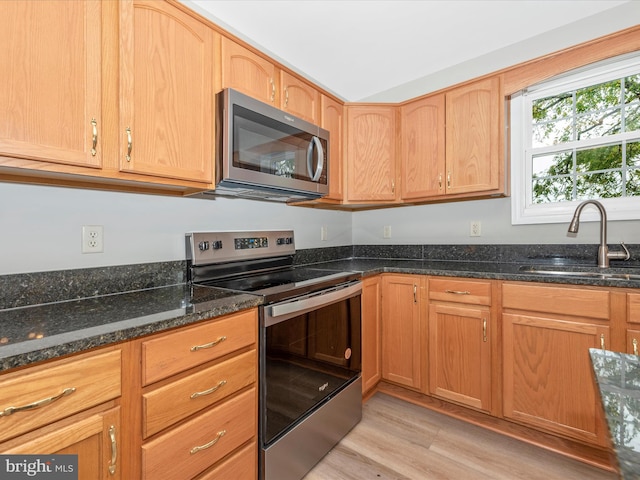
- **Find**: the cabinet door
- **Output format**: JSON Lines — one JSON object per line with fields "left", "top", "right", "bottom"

{"left": 221, "top": 37, "right": 277, "bottom": 104}
{"left": 0, "top": 0, "right": 102, "bottom": 168}
{"left": 361, "top": 276, "right": 382, "bottom": 394}
{"left": 281, "top": 71, "right": 320, "bottom": 124}
{"left": 119, "top": 0, "right": 214, "bottom": 183}
{"left": 627, "top": 329, "right": 640, "bottom": 356}
{"left": 381, "top": 275, "right": 422, "bottom": 389}
{"left": 1, "top": 407, "right": 121, "bottom": 480}
{"left": 346, "top": 106, "right": 398, "bottom": 202}
{"left": 503, "top": 313, "right": 609, "bottom": 446}
{"left": 445, "top": 76, "right": 502, "bottom": 195}
{"left": 400, "top": 94, "right": 445, "bottom": 200}
{"left": 320, "top": 95, "right": 344, "bottom": 201}
{"left": 429, "top": 303, "right": 491, "bottom": 412}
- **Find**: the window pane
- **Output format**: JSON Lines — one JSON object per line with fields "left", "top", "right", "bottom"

{"left": 625, "top": 103, "right": 640, "bottom": 132}
{"left": 575, "top": 144, "right": 623, "bottom": 172}
{"left": 533, "top": 118, "right": 573, "bottom": 147}
{"left": 532, "top": 93, "right": 573, "bottom": 122}
{"left": 624, "top": 74, "right": 640, "bottom": 104}
{"left": 532, "top": 176, "right": 573, "bottom": 204}
{"left": 627, "top": 168, "right": 640, "bottom": 196}
{"left": 576, "top": 171, "right": 622, "bottom": 199}
{"left": 576, "top": 79, "right": 621, "bottom": 113}
{"left": 628, "top": 140, "right": 640, "bottom": 167}
{"left": 532, "top": 151, "right": 572, "bottom": 177}
{"left": 576, "top": 107, "right": 621, "bottom": 139}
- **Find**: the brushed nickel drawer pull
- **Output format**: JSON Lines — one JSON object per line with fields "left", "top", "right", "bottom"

{"left": 413, "top": 284, "right": 417, "bottom": 303}
{"left": 444, "top": 289, "right": 471, "bottom": 295}
{"left": 108, "top": 425, "right": 117, "bottom": 475}
{"left": 0, "top": 387, "right": 76, "bottom": 417}
{"left": 190, "top": 380, "right": 227, "bottom": 399}
{"left": 190, "top": 336, "right": 227, "bottom": 352}
{"left": 190, "top": 430, "right": 226, "bottom": 455}
{"left": 633, "top": 338, "right": 638, "bottom": 356}
{"left": 91, "top": 118, "right": 98, "bottom": 156}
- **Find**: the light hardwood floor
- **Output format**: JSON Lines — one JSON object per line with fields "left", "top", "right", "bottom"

{"left": 304, "top": 393, "right": 618, "bottom": 480}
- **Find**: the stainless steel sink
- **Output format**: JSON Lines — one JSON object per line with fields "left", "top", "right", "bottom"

{"left": 518, "top": 265, "right": 640, "bottom": 281}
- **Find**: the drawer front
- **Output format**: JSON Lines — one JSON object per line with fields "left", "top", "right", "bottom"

{"left": 0, "top": 349, "right": 121, "bottom": 443}
{"left": 195, "top": 442, "right": 257, "bottom": 480}
{"left": 142, "top": 387, "right": 256, "bottom": 480}
{"left": 142, "top": 309, "right": 257, "bottom": 385}
{"left": 429, "top": 277, "right": 491, "bottom": 305}
{"left": 629, "top": 293, "right": 640, "bottom": 324}
{"left": 143, "top": 349, "right": 256, "bottom": 438}
{"left": 502, "top": 283, "right": 610, "bottom": 320}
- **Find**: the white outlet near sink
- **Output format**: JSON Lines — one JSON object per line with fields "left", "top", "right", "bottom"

{"left": 470, "top": 221, "right": 482, "bottom": 237}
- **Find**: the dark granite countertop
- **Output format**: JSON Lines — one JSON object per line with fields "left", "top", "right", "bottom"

{"left": 590, "top": 348, "right": 640, "bottom": 480}
{"left": 0, "top": 284, "right": 262, "bottom": 372}
{"left": 2, "top": 255, "right": 640, "bottom": 374}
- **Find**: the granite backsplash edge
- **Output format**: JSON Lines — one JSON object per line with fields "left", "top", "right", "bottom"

{"left": 2, "top": 244, "right": 638, "bottom": 310}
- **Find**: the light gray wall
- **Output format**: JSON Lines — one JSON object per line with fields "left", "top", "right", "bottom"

{"left": 0, "top": 183, "right": 351, "bottom": 275}
{"left": 352, "top": 197, "right": 640, "bottom": 246}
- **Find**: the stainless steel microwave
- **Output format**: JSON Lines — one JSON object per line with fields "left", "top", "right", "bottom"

{"left": 211, "top": 88, "right": 329, "bottom": 202}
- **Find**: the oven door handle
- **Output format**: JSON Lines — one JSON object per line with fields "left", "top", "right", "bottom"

{"left": 265, "top": 282, "right": 361, "bottom": 327}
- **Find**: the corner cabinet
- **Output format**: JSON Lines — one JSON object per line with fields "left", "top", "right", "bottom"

{"left": 427, "top": 277, "right": 494, "bottom": 413}
{"left": 118, "top": 0, "right": 215, "bottom": 183}
{"left": 0, "top": 0, "right": 103, "bottom": 169}
{"left": 445, "top": 76, "right": 504, "bottom": 195}
{"left": 345, "top": 105, "right": 399, "bottom": 203}
{"left": 380, "top": 274, "right": 426, "bottom": 391}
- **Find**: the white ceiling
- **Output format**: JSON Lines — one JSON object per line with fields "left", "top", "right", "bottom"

{"left": 186, "top": 0, "right": 638, "bottom": 102}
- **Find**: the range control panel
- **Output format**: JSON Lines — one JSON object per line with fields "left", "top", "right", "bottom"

{"left": 186, "top": 230, "right": 295, "bottom": 265}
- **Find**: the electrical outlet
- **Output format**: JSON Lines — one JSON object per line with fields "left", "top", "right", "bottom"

{"left": 470, "top": 221, "right": 482, "bottom": 237}
{"left": 82, "top": 225, "right": 104, "bottom": 253}
{"left": 321, "top": 225, "right": 328, "bottom": 241}
{"left": 383, "top": 226, "right": 392, "bottom": 239}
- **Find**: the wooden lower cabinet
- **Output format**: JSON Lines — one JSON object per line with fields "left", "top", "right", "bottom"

{"left": 361, "top": 275, "right": 382, "bottom": 394}
{"left": 381, "top": 274, "right": 426, "bottom": 391}
{"left": 502, "top": 283, "right": 611, "bottom": 447}
{"left": 0, "top": 346, "right": 123, "bottom": 479}
{"left": 131, "top": 308, "right": 259, "bottom": 480}
{"left": 428, "top": 277, "right": 493, "bottom": 412}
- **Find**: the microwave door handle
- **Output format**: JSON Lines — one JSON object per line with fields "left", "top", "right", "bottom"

{"left": 306, "top": 136, "right": 324, "bottom": 182}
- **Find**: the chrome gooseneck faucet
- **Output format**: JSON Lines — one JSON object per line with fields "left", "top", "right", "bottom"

{"left": 567, "top": 200, "right": 630, "bottom": 268}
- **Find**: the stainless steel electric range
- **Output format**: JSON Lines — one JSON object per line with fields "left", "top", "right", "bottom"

{"left": 186, "top": 230, "right": 362, "bottom": 480}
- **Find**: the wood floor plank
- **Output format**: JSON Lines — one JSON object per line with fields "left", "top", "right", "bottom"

{"left": 304, "top": 393, "right": 617, "bottom": 480}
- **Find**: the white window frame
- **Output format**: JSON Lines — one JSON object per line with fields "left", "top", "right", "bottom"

{"left": 511, "top": 52, "right": 640, "bottom": 225}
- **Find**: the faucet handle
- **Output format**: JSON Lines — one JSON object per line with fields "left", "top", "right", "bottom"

{"left": 608, "top": 242, "right": 631, "bottom": 261}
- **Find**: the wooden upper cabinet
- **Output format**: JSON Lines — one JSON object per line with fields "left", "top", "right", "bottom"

{"left": 345, "top": 105, "right": 398, "bottom": 203}
{"left": 221, "top": 37, "right": 277, "bottom": 104}
{"left": 445, "top": 76, "right": 503, "bottom": 195}
{"left": 0, "top": 0, "right": 102, "bottom": 168}
{"left": 400, "top": 94, "right": 445, "bottom": 200}
{"left": 280, "top": 71, "right": 320, "bottom": 124}
{"left": 119, "top": 0, "right": 214, "bottom": 183}
{"left": 320, "top": 95, "right": 344, "bottom": 201}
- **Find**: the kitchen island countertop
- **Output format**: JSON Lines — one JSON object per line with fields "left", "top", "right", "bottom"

{"left": 590, "top": 348, "right": 640, "bottom": 480}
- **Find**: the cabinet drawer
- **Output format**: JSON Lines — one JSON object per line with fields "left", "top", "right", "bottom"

{"left": 629, "top": 294, "right": 640, "bottom": 324}
{"left": 0, "top": 349, "right": 121, "bottom": 443}
{"left": 142, "top": 387, "right": 256, "bottom": 480}
{"left": 143, "top": 350, "right": 256, "bottom": 438}
{"left": 195, "top": 442, "right": 257, "bottom": 480}
{"left": 429, "top": 277, "right": 491, "bottom": 305}
{"left": 502, "top": 283, "right": 610, "bottom": 320}
{"left": 142, "top": 309, "right": 257, "bottom": 385}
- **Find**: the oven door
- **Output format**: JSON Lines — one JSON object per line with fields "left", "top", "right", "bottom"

{"left": 260, "top": 281, "right": 362, "bottom": 448}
